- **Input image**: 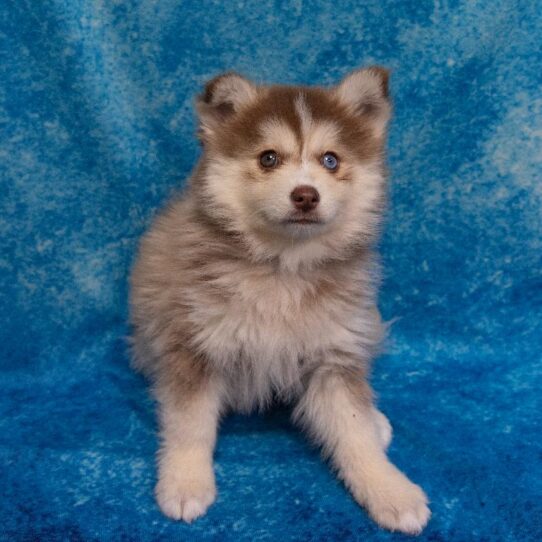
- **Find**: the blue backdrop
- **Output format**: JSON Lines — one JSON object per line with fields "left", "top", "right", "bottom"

{"left": 1, "top": 1, "right": 541, "bottom": 540}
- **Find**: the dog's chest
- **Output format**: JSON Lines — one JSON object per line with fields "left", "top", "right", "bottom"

{"left": 186, "top": 263, "right": 373, "bottom": 410}
{"left": 190, "top": 267, "right": 356, "bottom": 366}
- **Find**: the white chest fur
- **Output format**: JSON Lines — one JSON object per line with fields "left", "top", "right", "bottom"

{"left": 186, "top": 263, "right": 377, "bottom": 410}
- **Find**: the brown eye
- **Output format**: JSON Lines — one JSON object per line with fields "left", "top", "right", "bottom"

{"left": 260, "top": 150, "right": 279, "bottom": 168}
{"left": 321, "top": 152, "right": 339, "bottom": 171}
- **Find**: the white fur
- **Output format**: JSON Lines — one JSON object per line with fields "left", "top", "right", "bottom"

{"left": 293, "top": 369, "right": 430, "bottom": 534}
{"left": 373, "top": 407, "right": 393, "bottom": 450}
{"left": 155, "top": 375, "right": 224, "bottom": 521}
{"left": 186, "top": 263, "right": 380, "bottom": 411}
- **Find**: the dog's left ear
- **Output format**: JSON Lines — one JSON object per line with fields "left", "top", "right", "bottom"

{"left": 196, "top": 72, "right": 257, "bottom": 142}
{"left": 333, "top": 66, "right": 391, "bottom": 137}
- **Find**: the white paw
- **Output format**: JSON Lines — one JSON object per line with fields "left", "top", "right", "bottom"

{"left": 363, "top": 466, "right": 430, "bottom": 535}
{"left": 155, "top": 456, "right": 216, "bottom": 523}
{"left": 372, "top": 408, "right": 393, "bottom": 450}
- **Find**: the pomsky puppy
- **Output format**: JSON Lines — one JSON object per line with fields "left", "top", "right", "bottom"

{"left": 129, "top": 67, "right": 430, "bottom": 534}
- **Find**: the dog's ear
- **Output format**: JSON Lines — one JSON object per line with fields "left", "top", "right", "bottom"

{"left": 196, "top": 72, "right": 257, "bottom": 142}
{"left": 333, "top": 66, "right": 391, "bottom": 137}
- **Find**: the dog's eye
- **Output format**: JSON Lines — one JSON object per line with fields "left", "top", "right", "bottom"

{"left": 321, "top": 152, "right": 339, "bottom": 171}
{"left": 260, "top": 150, "right": 279, "bottom": 169}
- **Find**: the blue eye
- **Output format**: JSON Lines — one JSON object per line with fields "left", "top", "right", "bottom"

{"left": 321, "top": 152, "right": 339, "bottom": 171}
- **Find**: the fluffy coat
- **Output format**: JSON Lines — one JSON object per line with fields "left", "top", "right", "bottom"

{"left": 129, "top": 67, "right": 430, "bottom": 534}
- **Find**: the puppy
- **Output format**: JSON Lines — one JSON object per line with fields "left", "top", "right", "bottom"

{"left": 129, "top": 67, "right": 430, "bottom": 534}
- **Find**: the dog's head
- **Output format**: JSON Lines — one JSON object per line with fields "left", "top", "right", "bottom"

{"left": 194, "top": 68, "right": 391, "bottom": 267}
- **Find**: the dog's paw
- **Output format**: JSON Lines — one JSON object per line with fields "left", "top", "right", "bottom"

{"left": 363, "top": 466, "right": 430, "bottom": 535}
{"left": 372, "top": 408, "right": 392, "bottom": 451}
{"left": 156, "top": 474, "right": 216, "bottom": 522}
{"left": 155, "top": 455, "right": 216, "bottom": 523}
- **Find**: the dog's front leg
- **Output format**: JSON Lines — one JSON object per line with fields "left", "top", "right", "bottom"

{"left": 293, "top": 363, "right": 430, "bottom": 534}
{"left": 153, "top": 354, "right": 224, "bottom": 523}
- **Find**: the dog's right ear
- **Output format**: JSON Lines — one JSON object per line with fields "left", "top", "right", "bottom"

{"left": 196, "top": 72, "right": 257, "bottom": 142}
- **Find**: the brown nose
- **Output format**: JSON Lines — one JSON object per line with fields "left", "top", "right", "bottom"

{"left": 290, "top": 185, "right": 320, "bottom": 212}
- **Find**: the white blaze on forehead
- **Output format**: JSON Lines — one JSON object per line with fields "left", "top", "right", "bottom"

{"left": 295, "top": 93, "right": 313, "bottom": 135}
{"left": 295, "top": 93, "right": 340, "bottom": 161}
{"left": 259, "top": 117, "right": 299, "bottom": 154}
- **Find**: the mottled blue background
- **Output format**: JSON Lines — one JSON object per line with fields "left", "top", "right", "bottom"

{"left": 1, "top": 1, "right": 541, "bottom": 540}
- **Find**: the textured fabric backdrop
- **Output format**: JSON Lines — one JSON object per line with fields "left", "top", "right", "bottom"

{"left": 1, "top": 1, "right": 541, "bottom": 540}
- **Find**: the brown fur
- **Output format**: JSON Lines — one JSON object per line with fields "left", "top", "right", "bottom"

{"left": 200, "top": 84, "right": 383, "bottom": 163}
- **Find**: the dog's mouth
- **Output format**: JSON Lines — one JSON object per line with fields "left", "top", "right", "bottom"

{"left": 258, "top": 211, "right": 328, "bottom": 237}
{"left": 283, "top": 214, "right": 324, "bottom": 225}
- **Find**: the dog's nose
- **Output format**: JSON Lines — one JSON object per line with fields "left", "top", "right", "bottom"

{"left": 290, "top": 185, "right": 320, "bottom": 212}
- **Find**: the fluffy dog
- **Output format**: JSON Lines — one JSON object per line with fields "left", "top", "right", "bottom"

{"left": 129, "top": 67, "right": 430, "bottom": 534}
